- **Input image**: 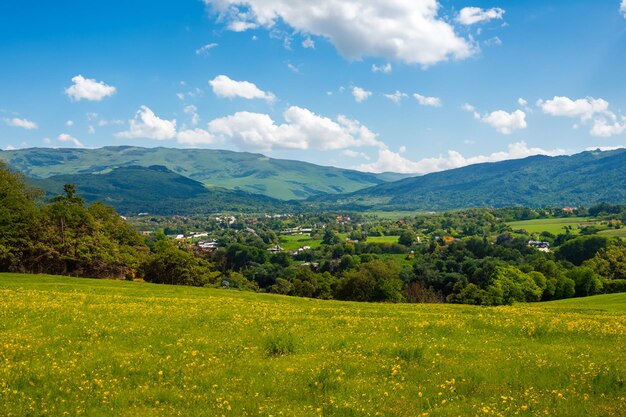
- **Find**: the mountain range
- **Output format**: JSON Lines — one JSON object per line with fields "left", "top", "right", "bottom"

{"left": 312, "top": 148, "right": 626, "bottom": 211}
{"left": 0, "top": 146, "right": 403, "bottom": 200}
{"left": 1, "top": 146, "right": 625, "bottom": 214}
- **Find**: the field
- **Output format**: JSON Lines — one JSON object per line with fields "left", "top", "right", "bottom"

{"left": 1, "top": 274, "right": 626, "bottom": 416}
{"left": 278, "top": 235, "right": 323, "bottom": 251}
{"left": 507, "top": 217, "right": 597, "bottom": 235}
{"left": 365, "top": 235, "right": 401, "bottom": 244}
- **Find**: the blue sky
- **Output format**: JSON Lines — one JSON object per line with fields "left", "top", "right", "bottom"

{"left": 1, "top": 0, "right": 625, "bottom": 173}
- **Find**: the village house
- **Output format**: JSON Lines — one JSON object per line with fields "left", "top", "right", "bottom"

{"left": 528, "top": 240, "right": 550, "bottom": 252}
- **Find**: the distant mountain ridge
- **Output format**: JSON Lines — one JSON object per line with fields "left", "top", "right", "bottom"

{"left": 311, "top": 148, "right": 626, "bottom": 211}
{"left": 4, "top": 147, "right": 625, "bottom": 213}
{"left": 0, "top": 146, "right": 401, "bottom": 200}
{"left": 28, "top": 165, "right": 291, "bottom": 215}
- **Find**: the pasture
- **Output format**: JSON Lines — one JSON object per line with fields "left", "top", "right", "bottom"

{"left": 1, "top": 274, "right": 625, "bottom": 416}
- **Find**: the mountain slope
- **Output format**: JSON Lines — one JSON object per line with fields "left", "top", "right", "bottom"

{"left": 311, "top": 149, "right": 626, "bottom": 210}
{"left": 0, "top": 146, "right": 393, "bottom": 200}
{"left": 29, "top": 165, "right": 292, "bottom": 215}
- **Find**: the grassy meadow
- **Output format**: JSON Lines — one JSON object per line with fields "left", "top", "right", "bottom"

{"left": 507, "top": 217, "right": 593, "bottom": 235}
{"left": 1, "top": 274, "right": 626, "bottom": 417}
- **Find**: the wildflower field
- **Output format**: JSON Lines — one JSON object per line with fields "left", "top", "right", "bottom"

{"left": 1, "top": 274, "right": 625, "bottom": 416}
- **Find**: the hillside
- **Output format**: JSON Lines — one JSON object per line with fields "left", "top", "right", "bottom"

{"left": 313, "top": 148, "right": 626, "bottom": 210}
{"left": 0, "top": 146, "right": 395, "bottom": 200}
{"left": 1, "top": 274, "right": 625, "bottom": 416}
{"left": 29, "top": 165, "right": 292, "bottom": 215}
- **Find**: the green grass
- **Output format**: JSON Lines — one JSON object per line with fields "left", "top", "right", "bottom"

{"left": 2, "top": 274, "right": 626, "bottom": 416}
{"left": 366, "top": 211, "right": 431, "bottom": 220}
{"left": 366, "top": 235, "right": 401, "bottom": 244}
{"left": 278, "top": 235, "right": 322, "bottom": 251}
{"left": 597, "top": 228, "right": 626, "bottom": 239}
{"left": 507, "top": 217, "right": 597, "bottom": 235}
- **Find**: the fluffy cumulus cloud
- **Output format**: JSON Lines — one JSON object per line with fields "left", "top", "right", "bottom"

{"left": 466, "top": 104, "right": 527, "bottom": 134}
{"left": 209, "top": 75, "right": 275, "bottom": 102}
{"left": 176, "top": 128, "right": 221, "bottom": 146}
{"left": 537, "top": 96, "right": 609, "bottom": 120}
{"left": 3, "top": 117, "right": 38, "bottom": 130}
{"left": 208, "top": 106, "right": 382, "bottom": 152}
{"left": 352, "top": 87, "right": 372, "bottom": 103}
{"left": 204, "top": 0, "right": 475, "bottom": 66}
{"left": 456, "top": 7, "right": 505, "bottom": 25}
{"left": 414, "top": 93, "right": 442, "bottom": 107}
{"left": 537, "top": 95, "right": 626, "bottom": 137}
{"left": 116, "top": 106, "right": 177, "bottom": 140}
{"left": 479, "top": 110, "right": 527, "bottom": 134}
{"left": 65, "top": 75, "right": 116, "bottom": 101}
{"left": 590, "top": 116, "right": 626, "bottom": 137}
{"left": 621, "top": 0, "right": 626, "bottom": 18}
{"left": 357, "top": 141, "right": 565, "bottom": 174}
{"left": 58, "top": 133, "right": 84, "bottom": 148}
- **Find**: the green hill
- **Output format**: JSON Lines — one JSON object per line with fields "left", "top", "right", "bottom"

{"left": 313, "top": 148, "right": 626, "bottom": 211}
{"left": 29, "top": 165, "right": 291, "bottom": 215}
{"left": 1, "top": 273, "right": 625, "bottom": 416}
{"left": 0, "top": 146, "right": 393, "bottom": 200}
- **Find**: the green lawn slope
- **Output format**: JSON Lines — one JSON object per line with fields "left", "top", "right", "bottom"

{"left": 1, "top": 274, "right": 625, "bottom": 416}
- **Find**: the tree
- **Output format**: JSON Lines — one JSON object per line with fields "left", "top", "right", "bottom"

{"left": 0, "top": 162, "right": 39, "bottom": 272}
{"left": 398, "top": 229, "right": 416, "bottom": 247}
{"left": 322, "top": 229, "right": 340, "bottom": 245}
{"left": 142, "top": 237, "right": 217, "bottom": 286}
{"left": 567, "top": 267, "right": 603, "bottom": 297}
{"left": 557, "top": 235, "right": 609, "bottom": 266}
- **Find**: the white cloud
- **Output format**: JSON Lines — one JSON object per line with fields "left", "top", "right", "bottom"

{"left": 3, "top": 117, "right": 38, "bottom": 130}
{"left": 184, "top": 105, "right": 200, "bottom": 126}
{"left": 457, "top": 7, "right": 505, "bottom": 25}
{"left": 65, "top": 75, "right": 116, "bottom": 101}
{"left": 517, "top": 98, "right": 528, "bottom": 107}
{"left": 352, "top": 86, "right": 372, "bottom": 103}
{"left": 537, "top": 96, "right": 609, "bottom": 120}
{"left": 621, "top": 0, "right": 626, "bottom": 18}
{"left": 209, "top": 75, "right": 276, "bottom": 102}
{"left": 462, "top": 103, "right": 477, "bottom": 113}
{"left": 207, "top": 106, "right": 382, "bottom": 152}
{"left": 88, "top": 126, "right": 96, "bottom": 134}
{"left": 58, "top": 133, "right": 84, "bottom": 148}
{"left": 65, "top": 120, "right": 74, "bottom": 127}
{"left": 196, "top": 43, "right": 218, "bottom": 55}
{"left": 465, "top": 104, "right": 527, "bottom": 134}
{"left": 116, "top": 106, "right": 177, "bottom": 140}
{"left": 3, "top": 145, "right": 16, "bottom": 151}
{"left": 537, "top": 95, "right": 625, "bottom": 137}
{"left": 204, "top": 0, "right": 476, "bottom": 66}
{"left": 302, "top": 38, "right": 315, "bottom": 49}
{"left": 480, "top": 109, "right": 527, "bottom": 134}
{"left": 414, "top": 93, "right": 442, "bottom": 107}
{"left": 590, "top": 117, "right": 626, "bottom": 137}
{"left": 384, "top": 91, "right": 408, "bottom": 104}
{"left": 176, "top": 129, "right": 221, "bottom": 146}
{"left": 372, "top": 63, "right": 392, "bottom": 73}
{"left": 357, "top": 141, "right": 564, "bottom": 174}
